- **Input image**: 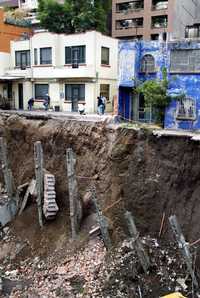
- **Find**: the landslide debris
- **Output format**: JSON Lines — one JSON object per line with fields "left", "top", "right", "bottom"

{"left": 0, "top": 226, "right": 198, "bottom": 298}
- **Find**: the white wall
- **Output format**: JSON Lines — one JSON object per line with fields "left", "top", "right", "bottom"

{"left": 95, "top": 32, "right": 118, "bottom": 80}
{"left": 173, "top": 0, "right": 200, "bottom": 39}
{"left": 0, "top": 52, "right": 10, "bottom": 76}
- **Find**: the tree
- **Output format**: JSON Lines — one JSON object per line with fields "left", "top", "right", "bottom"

{"left": 37, "top": 0, "right": 111, "bottom": 34}
{"left": 136, "top": 68, "right": 172, "bottom": 125}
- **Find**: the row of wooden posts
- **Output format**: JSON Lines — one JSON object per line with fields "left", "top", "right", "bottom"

{"left": 0, "top": 137, "right": 198, "bottom": 289}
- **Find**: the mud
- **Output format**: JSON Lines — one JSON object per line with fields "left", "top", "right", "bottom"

{"left": 0, "top": 115, "right": 200, "bottom": 246}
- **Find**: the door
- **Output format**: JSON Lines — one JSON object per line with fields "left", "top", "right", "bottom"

{"left": 72, "top": 86, "right": 79, "bottom": 112}
{"left": 18, "top": 84, "right": 23, "bottom": 110}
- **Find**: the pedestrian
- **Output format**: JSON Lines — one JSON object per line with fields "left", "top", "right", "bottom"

{"left": 97, "top": 96, "right": 103, "bottom": 115}
{"left": 28, "top": 97, "right": 34, "bottom": 110}
{"left": 100, "top": 94, "right": 106, "bottom": 115}
{"left": 78, "top": 102, "right": 86, "bottom": 115}
{"left": 43, "top": 94, "right": 50, "bottom": 111}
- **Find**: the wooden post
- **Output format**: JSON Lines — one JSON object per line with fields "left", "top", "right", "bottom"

{"left": 66, "top": 148, "right": 80, "bottom": 240}
{"left": 169, "top": 215, "right": 199, "bottom": 288}
{"left": 90, "top": 185, "right": 111, "bottom": 249}
{"left": 34, "top": 141, "right": 44, "bottom": 228}
{"left": 0, "top": 138, "right": 19, "bottom": 208}
{"left": 124, "top": 211, "right": 150, "bottom": 274}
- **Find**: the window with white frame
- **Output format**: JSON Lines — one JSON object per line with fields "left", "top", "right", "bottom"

{"left": 65, "top": 46, "right": 86, "bottom": 64}
{"left": 176, "top": 97, "right": 196, "bottom": 120}
{"left": 40, "top": 47, "right": 52, "bottom": 65}
{"left": 101, "top": 47, "right": 110, "bottom": 65}
{"left": 15, "top": 50, "right": 30, "bottom": 68}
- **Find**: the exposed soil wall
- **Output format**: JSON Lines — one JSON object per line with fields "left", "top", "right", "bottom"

{"left": 1, "top": 114, "right": 200, "bottom": 246}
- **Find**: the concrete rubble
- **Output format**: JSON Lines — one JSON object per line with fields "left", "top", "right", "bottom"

{"left": 0, "top": 227, "right": 197, "bottom": 298}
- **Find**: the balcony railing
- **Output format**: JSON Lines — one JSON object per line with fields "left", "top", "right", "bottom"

{"left": 116, "top": 1, "right": 144, "bottom": 14}
{"left": 152, "top": 1, "right": 168, "bottom": 11}
{"left": 116, "top": 19, "right": 143, "bottom": 30}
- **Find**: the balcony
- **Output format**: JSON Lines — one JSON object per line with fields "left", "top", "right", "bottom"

{"left": 151, "top": 15, "right": 168, "bottom": 29}
{"left": 152, "top": 0, "right": 168, "bottom": 11}
{"left": 116, "top": 18, "right": 143, "bottom": 30}
{"left": 116, "top": 1, "right": 144, "bottom": 14}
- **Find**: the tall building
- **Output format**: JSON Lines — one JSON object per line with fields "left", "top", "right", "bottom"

{"left": 112, "top": 0, "right": 200, "bottom": 41}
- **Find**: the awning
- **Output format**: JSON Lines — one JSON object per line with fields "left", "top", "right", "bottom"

{"left": 0, "top": 76, "right": 24, "bottom": 81}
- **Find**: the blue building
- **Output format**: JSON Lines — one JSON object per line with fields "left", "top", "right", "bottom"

{"left": 118, "top": 40, "right": 200, "bottom": 130}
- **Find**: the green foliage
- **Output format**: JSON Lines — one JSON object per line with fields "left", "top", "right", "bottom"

{"left": 37, "top": 0, "right": 111, "bottom": 34}
{"left": 136, "top": 67, "right": 171, "bottom": 124}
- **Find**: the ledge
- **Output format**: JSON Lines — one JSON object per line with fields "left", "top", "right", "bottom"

{"left": 101, "top": 64, "right": 111, "bottom": 68}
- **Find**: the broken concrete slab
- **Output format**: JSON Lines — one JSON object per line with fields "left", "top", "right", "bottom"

{"left": 0, "top": 199, "right": 17, "bottom": 227}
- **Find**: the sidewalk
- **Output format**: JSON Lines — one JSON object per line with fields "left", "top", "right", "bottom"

{"left": 0, "top": 110, "right": 118, "bottom": 123}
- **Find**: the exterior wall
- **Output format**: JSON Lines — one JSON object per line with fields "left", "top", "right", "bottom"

{"left": 118, "top": 39, "right": 200, "bottom": 129}
{"left": 0, "top": 52, "right": 10, "bottom": 75}
{"left": 7, "top": 31, "right": 118, "bottom": 113}
{"left": 0, "top": 8, "right": 31, "bottom": 53}
{"left": 172, "top": 0, "right": 200, "bottom": 39}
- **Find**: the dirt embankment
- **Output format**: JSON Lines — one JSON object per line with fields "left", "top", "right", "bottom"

{"left": 0, "top": 114, "right": 200, "bottom": 247}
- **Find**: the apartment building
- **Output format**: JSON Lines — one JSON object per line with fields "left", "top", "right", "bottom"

{"left": 4, "top": 31, "right": 118, "bottom": 113}
{"left": 112, "top": 0, "right": 200, "bottom": 41}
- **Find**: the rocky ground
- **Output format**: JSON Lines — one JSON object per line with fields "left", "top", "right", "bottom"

{"left": 0, "top": 222, "right": 199, "bottom": 298}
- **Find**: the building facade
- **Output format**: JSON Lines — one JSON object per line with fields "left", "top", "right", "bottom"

{"left": 119, "top": 39, "right": 200, "bottom": 130}
{"left": 4, "top": 31, "right": 118, "bottom": 112}
{"left": 112, "top": 0, "right": 200, "bottom": 41}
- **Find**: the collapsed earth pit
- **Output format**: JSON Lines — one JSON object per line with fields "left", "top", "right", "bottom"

{"left": 1, "top": 113, "right": 200, "bottom": 297}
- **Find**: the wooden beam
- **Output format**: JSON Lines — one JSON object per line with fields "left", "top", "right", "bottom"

{"left": 90, "top": 185, "right": 111, "bottom": 249}
{"left": 169, "top": 215, "right": 199, "bottom": 288}
{"left": 124, "top": 211, "right": 150, "bottom": 274}
{"left": 66, "top": 148, "right": 80, "bottom": 240}
{"left": 34, "top": 141, "right": 44, "bottom": 228}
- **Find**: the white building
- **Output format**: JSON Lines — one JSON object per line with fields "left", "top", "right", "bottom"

{"left": 5, "top": 30, "right": 118, "bottom": 112}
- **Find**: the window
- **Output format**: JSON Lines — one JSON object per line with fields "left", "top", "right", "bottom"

{"left": 34, "top": 48, "right": 38, "bottom": 65}
{"left": 15, "top": 50, "right": 30, "bottom": 68}
{"left": 65, "top": 84, "right": 85, "bottom": 101}
{"left": 100, "top": 84, "right": 110, "bottom": 101}
{"left": 116, "top": 1, "right": 144, "bottom": 13}
{"left": 116, "top": 18, "right": 143, "bottom": 30}
{"left": 35, "top": 84, "right": 49, "bottom": 99}
{"left": 170, "top": 49, "right": 200, "bottom": 72}
{"left": 101, "top": 47, "right": 110, "bottom": 65}
{"left": 65, "top": 46, "right": 86, "bottom": 64}
{"left": 176, "top": 97, "right": 196, "bottom": 120}
{"left": 40, "top": 47, "right": 52, "bottom": 65}
{"left": 140, "top": 54, "right": 155, "bottom": 73}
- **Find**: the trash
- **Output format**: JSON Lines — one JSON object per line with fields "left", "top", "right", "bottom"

{"left": 161, "top": 293, "right": 186, "bottom": 298}
{"left": 176, "top": 278, "right": 188, "bottom": 290}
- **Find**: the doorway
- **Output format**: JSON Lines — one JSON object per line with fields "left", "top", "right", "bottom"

{"left": 18, "top": 84, "right": 23, "bottom": 110}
